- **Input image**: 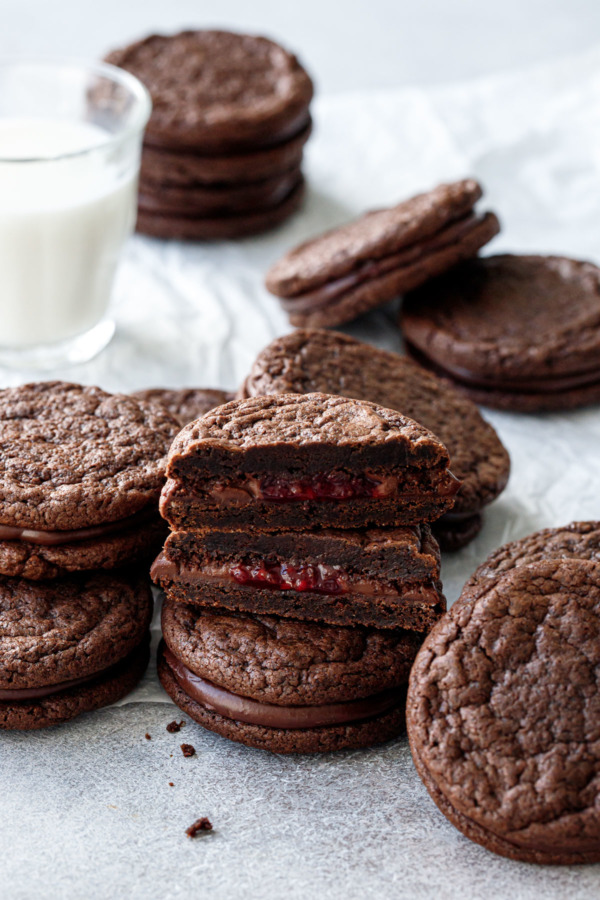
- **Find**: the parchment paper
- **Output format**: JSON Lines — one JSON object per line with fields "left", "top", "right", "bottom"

{"left": 2, "top": 45, "right": 600, "bottom": 899}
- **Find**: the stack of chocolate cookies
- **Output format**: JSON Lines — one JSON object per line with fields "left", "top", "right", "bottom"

{"left": 152, "top": 392, "right": 460, "bottom": 753}
{"left": 106, "top": 30, "right": 313, "bottom": 241}
{"left": 0, "top": 382, "right": 179, "bottom": 730}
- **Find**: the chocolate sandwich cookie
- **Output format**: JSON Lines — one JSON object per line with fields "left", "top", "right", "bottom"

{"left": 463, "top": 520, "right": 600, "bottom": 598}
{"left": 159, "top": 393, "right": 460, "bottom": 532}
{"left": 152, "top": 525, "right": 445, "bottom": 632}
{"left": 407, "top": 558, "right": 600, "bottom": 864}
{"left": 137, "top": 176, "right": 305, "bottom": 241}
{"left": 0, "top": 571, "right": 152, "bottom": 729}
{"left": 265, "top": 180, "right": 499, "bottom": 328}
{"left": 240, "top": 330, "right": 509, "bottom": 550}
{"left": 132, "top": 388, "right": 235, "bottom": 427}
{"left": 139, "top": 167, "right": 302, "bottom": 216}
{"left": 158, "top": 599, "right": 417, "bottom": 753}
{"left": 401, "top": 255, "right": 600, "bottom": 412}
{"left": 0, "top": 382, "right": 178, "bottom": 579}
{"left": 105, "top": 31, "right": 314, "bottom": 153}
{"left": 140, "top": 121, "right": 311, "bottom": 188}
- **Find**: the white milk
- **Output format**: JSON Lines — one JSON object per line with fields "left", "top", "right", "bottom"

{"left": 0, "top": 118, "right": 136, "bottom": 348}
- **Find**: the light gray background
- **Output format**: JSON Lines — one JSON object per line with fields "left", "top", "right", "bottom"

{"left": 2, "top": 4, "right": 600, "bottom": 899}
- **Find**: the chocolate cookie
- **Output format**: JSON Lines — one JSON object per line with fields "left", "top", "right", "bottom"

{"left": 140, "top": 121, "right": 311, "bottom": 187}
{"left": 265, "top": 180, "right": 499, "bottom": 327}
{"left": 0, "top": 571, "right": 153, "bottom": 729}
{"left": 132, "top": 388, "right": 235, "bottom": 427}
{"left": 463, "top": 520, "right": 600, "bottom": 598}
{"left": 105, "top": 31, "right": 314, "bottom": 153}
{"left": 160, "top": 393, "right": 460, "bottom": 532}
{"left": 407, "top": 558, "right": 600, "bottom": 864}
{"left": 158, "top": 598, "right": 413, "bottom": 753}
{"left": 136, "top": 176, "right": 305, "bottom": 241}
{"left": 138, "top": 167, "right": 301, "bottom": 216}
{"left": 0, "top": 382, "right": 178, "bottom": 578}
{"left": 152, "top": 525, "right": 444, "bottom": 632}
{"left": 401, "top": 255, "right": 600, "bottom": 412}
{"left": 240, "top": 330, "right": 509, "bottom": 549}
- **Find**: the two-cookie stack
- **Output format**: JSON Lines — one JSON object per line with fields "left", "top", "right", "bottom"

{"left": 106, "top": 30, "right": 313, "bottom": 241}
{"left": 152, "top": 392, "right": 460, "bottom": 753}
{"left": 0, "top": 382, "right": 179, "bottom": 729}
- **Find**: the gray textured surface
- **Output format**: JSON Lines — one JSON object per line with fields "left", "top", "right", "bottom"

{"left": 2, "top": 22, "right": 600, "bottom": 900}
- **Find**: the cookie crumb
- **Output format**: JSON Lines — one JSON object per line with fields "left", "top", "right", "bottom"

{"left": 181, "top": 743, "right": 196, "bottom": 758}
{"left": 145, "top": 733, "right": 151, "bottom": 740}
{"left": 167, "top": 719, "right": 185, "bottom": 733}
{"left": 186, "top": 817, "right": 212, "bottom": 838}
{"left": 169, "top": 782, "right": 174, "bottom": 787}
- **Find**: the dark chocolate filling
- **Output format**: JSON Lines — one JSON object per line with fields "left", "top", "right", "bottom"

{"left": 0, "top": 506, "right": 158, "bottom": 547}
{"left": 406, "top": 341, "right": 600, "bottom": 395}
{"left": 164, "top": 646, "right": 404, "bottom": 729}
{"left": 280, "top": 212, "right": 487, "bottom": 313}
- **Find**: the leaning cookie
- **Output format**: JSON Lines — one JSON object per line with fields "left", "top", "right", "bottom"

{"left": 407, "top": 558, "right": 600, "bottom": 864}
{"left": 0, "top": 571, "right": 153, "bottom": 729}
{"left": 240, "top": 330, "right": 509, "bottom": 550}
{"left": 401, "top": 255, "right": 600, "bottom": 412}
{"left": 0, "top": 382, "right": 178, "bottom": 579}
{"left": 132, "top": 387, "right": 235, "bottom": 427}
{"left": 265, "top": 179, "right": 499, "bottom": 327}
{"left": 158, "top": 599, "right": 416, "bottom": 753}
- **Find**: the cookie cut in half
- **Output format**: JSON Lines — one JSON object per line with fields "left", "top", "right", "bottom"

{"left": 158, "top": 599, "right": 418, "bottom": 753}
{"left": 0, "top": 382, "right": 178, "bottom": 579}
{"left": 152, "top": 524, "right": 444, "bottom": 632}
{"left": 407, "top": 557, "right": 600, "bottom": 864}
{"left": 240, "top": 330, "right": 509, "bottom": 550}
{"left": 0, "top": 571, "right": 152, "bottom": 729}
{"left": 401, "top": 255, "right": 600, "bottom": 411}
{"left": 266, "top": 179, "right": 499, "bottom": 327}
{"left": 159, "top": 393, "right": 460, "bottom": 532}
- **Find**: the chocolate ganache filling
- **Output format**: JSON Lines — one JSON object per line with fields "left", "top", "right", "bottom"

{"left": 163, "top": 645, "right": 404, "bottom": 729}
{"left": 0, "top": 506, "right": 158, "bottom": 547}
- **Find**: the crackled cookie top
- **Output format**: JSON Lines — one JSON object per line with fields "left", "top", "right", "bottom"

{"left": 0, "top": 572, "right": 153, "bottom": 690}
{"left": 106, "top": 30, "right": 313, "bottom": 151}
{"left": 132, "top": 387, "right": 234, "bottom": 426}
{"left": 0, "top": 381, "right": 178, "bottom": 530}
{"left": 162, "top": 600, "right": 421, "bottom": 707}
{"left": 407, "top": 558, "right": 600, "bottom": 862}
{"left": 241, "top": 329, "right": 509, "bottom": 514}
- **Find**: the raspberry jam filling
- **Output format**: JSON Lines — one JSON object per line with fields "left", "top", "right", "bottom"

{"left": 231, "top": 561, "right": 349, "bottom": 595}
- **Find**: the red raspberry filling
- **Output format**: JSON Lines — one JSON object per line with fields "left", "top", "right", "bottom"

{"left": 230, "top": 561, "right": 349, "bottom": 594}
{"left": 257, "top": 471, "right": 391, "bottom": 501}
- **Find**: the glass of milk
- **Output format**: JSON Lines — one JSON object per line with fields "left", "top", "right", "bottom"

{"left": 0, "top": 60, "right": 151, "bottom": 368}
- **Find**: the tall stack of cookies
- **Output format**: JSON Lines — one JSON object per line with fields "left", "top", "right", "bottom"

{"left": 0, "top": 382, "right": 178, "bottom": 731}
{"left": 152, "top": 392, "right": 460, "bottom": 753}
{"left": 106, "top": 30, "right": 313, "bottom": 241}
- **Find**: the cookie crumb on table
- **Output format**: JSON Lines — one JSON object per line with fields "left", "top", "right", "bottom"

{"left": 181, "top": 743, "right": 196, "bottom": 758}
{"left": 145, "top": 733, "right": 151, "bottom": 740}
{"left": 166, "top": 719, "right": 185, "bottom": 733}
{"left": 186, "top": 817, "right": 213, "bottom": 838}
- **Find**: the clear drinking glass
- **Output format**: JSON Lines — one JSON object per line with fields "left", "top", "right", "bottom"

{"left": 0, "top": 60, "right": 151, "bottom": 369}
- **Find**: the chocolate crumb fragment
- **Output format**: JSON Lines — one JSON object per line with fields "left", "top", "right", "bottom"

{"left": 145, "top": 733, "right": 151, "bottom": 740}
{"left": 167, "top": 719, "right": 185, "bottom": 733}
{"left": 181, "top": 743, "right": 196, "bottom": 757}
{"left": 186, "top": 817, "right": 213, "bottom": 838}
{"left": 169, "top": 782, "right": 174, "bottom": 787}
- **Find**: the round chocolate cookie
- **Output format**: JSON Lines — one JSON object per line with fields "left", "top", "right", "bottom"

{"left": 139, "top": 167, "right": 301, "bottom": 216}
{"left": 137, "top": 176, "right": 305, "bottom": 241}
{"left": 463, "top": 520, "right": 600, "bottom": 598}
{"left": 131, "top": 388, "right": 235, "bottom": 427}
{"left": 140, "top": 121, "right": 311, "bottom": 187}
{"left": 240, "top": 330, "right": 509, "bottom": 549}
{"left": 407, "top": 558, "right": 600, "bottom": 864}
{"left": 0, "top": 382, "right": 178, "bottom": 578}
{"left": 265, "top": 180, "right": 499, "bottom": 327}
{"left": 158, "top": 599, "right": 413, "bottom": 753}
{"left": 105, "top": 31, "right": 313, "bottom": 153}
{"left": 0, "top": 571, "right": 153, "bottom": 729}
{"left": 401, "top": 255, "right": 600, "bottom": 412}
